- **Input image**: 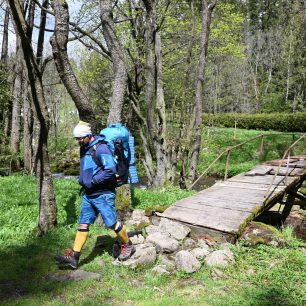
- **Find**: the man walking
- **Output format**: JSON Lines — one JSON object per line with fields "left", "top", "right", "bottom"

{"left": 55, "top": 121, "right": 135, "bottom": 269}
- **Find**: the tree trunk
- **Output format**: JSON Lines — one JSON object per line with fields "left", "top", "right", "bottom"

{"left": 22, "top": 0, "right": 35, "bottom": 172}
{"left": 1, "top": 6, "right": 11, "bottom": 144}
{"left": 154, "top": 28, "right": 167, "bottom": 186}
{"left": 142, "top": 0, "right": 169, "bottom": 187}
{"left": 188, "top": 0, "right": 216, "bottom": 182}
{"left": 23, "top": 88, "right": 34, "bottom": 172}
{"left": 100, "top": 0, "right": 128, "bottom": 124}
{"left": 8, "top": 0, "right": 57, "bottom": 235}
{"left": 1, "top": 7, "right": 9, "bottom": 67}
{"left": 143, "top": 0, "right": 155, "bottom": 137}
{"left": 10, "top": 37, "right": 23, "bottom": 168}
{"left": 100, "top": 0, "right": 132, "bottom": 216}
{"left": 37, "top": 0, "right": 48, "bottom": 66}
{"left": 50, "top": 0, "right": 96, "bottom": 130}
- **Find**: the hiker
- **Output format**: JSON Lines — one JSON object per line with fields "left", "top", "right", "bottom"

{"left": 55, "top": 121, "right": 135, "bottom": 269}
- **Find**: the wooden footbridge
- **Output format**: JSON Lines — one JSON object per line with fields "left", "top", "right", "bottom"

{"left": 158, "top": 134, "right": 306, "bottom": 242}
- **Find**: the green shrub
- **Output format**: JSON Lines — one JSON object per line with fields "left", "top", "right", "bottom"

{"left": 203, "top": 112, "right": 306, "bottom": 132}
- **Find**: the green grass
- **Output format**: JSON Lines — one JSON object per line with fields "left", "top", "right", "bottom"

{"left": 198, "top": 128, "right": 305, "bottom": 177}
{"left": 0, "top": 175, "right": 305, "bottom": 305}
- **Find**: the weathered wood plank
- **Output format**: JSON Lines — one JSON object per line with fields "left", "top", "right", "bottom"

{"left": 228, "top": 174, "right": 297, "bottom": 185}
{"left": 161, "top": 206, "right": 250, "bottom": 233}
{"left": 264, "top": 159, "right": 306, "bottom": 168}
{"left": 174, "top": 200, "right": 259, "bottom": 213}
{"left": 198, "top": 185, "right": 284, "bottom": 199}
{"left": 213, "top": 181, "right": 287, "bottom": 192}
{"left": 186, "top": 192, "right": 266, "bottom": 206}
{"left": 245, "top": 165, "right": 273, "bottom": 176}
{"left": 269, "top": 167, "right": 305, "bottom": 176}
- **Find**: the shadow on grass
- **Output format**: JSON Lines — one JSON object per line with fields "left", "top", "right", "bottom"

{"left": 79, "top": 235, "right": 115, "bottom": 267}
{"left": 0, "top": 230, "right": 68, "bottom": 303}
{"left": 64, "top": 194, "right": 78, "bottom": 225}
{"left": 0, "top": 230, "right": 117, "bottom": 303}
{"left": 251, "top": 287, "right": 299, "bottom": 306}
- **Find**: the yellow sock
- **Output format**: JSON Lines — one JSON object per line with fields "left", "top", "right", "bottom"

{"left": 73, "top": 230, "right": 89, "bottom": 252}
{"left": 116, "top": 225, "right": 129, "bottom": 244}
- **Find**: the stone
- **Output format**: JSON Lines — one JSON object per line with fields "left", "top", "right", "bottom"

{"left": 151, "top": 215, "right": 161, "bottom": 226}
{"left": 211, "top": 268, "right": 225, "bottom": 280}
{"left": 175, "top": 279, "right": 204, "bottom": 288}
{"left": 158, "top": 218, "right": 190, "bottom": 240}
{"left": 158, "top": 254, "right": 176, "bottom": 272}
{"left": 96, "top": 259, "right": 106, "bottom": 268}
{"left": 183, "top": 238, "right": 197, "bottom": 249}
{"left": 175, "top": 250, "right": 201, "bottom": 273}
{"left": 152, "top": 265, "right": 170, "bottom": 275}
{"left": 283, "top": 210, "right": 306, "bottom": 240}
{"left": 300, "top": 247, "right": 306, "bottom": 256}
{"left": 145, "top": 225, "right": 160, "bottom": 235}
{"left": 129, "top": 209, "right": 150, "bottom": 226}
{"left": 196, "top": 235, "right": 216, "bottom": 247}
{"left": 146, "top": 232, "right": 179, "bottom": 253}
{"left": 204, "top": 249, "right": 234, "bottom": 267}
{"left": 240, "top": 221, "right": 285, "bottom": 247}
{"left": 121, "top": 243, "right": 157, "bottom": 268}
{"left": 191, "top": 247, "right": 210, "bottom": 260}
{"left": 46, "top": 270, "right": 101, "bottom": 282}
{"left": 197, "top": 240, "right": 211, "bottom": 250}
{"left": 130, "top": 234, "right": 145, "bottom": 245}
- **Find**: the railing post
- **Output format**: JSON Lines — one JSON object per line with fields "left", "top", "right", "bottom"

{"left": 224, "top": 150, "right": 231, "bottom": 180}
{"left": 260, "top": 134, "right": 264, "bottom": 155}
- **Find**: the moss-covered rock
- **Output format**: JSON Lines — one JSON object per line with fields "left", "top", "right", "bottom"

{"left": 240, "top": 221, "right": 286, "bottom": 247}
{"left": 144, "top": 205, "right": 170, "bottom": 217}
{"left": 115, "top": 185, "right": 132, "bottom": 220}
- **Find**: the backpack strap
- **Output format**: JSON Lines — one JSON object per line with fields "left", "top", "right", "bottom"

{"left": 91, "top": 142, "right": 104, "bottom": 168}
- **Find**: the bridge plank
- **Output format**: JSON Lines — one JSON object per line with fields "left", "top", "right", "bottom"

{"left": 198, "top": 185, "right": 284, "bottom": 198}
{"left": 162, "top": 206, "right": 249, "bottom": 232}
{"left": 264, "top": 159, "right": 306, "bottom": 168}
{"left": 245, "top": 165, "right": 273, "bottom": 176}
{"left": 269, "top": 167, "right": 305, "bottom": 176}
{"left": 228, "top": 174, "right": 297, "bottom": 185}
{"left": 213, "top": 181, "right": 287, "bottom": 192}
{"left": 173, "top": 200, "right": 259, "bottom": 212}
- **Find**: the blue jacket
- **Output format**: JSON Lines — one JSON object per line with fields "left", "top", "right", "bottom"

{"left": 79, "top": 136, "right": 116, "bottom": 194}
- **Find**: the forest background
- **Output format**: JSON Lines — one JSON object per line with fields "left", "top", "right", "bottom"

{"left": 0, "top": 0, "right": 305, "bottom": 235}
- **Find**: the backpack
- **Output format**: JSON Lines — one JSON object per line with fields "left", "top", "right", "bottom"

{"left": 92, "top": 123, "right": 139, "bottom": 187}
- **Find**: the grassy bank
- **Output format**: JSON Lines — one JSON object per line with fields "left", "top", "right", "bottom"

{"left": 197, "top": 128, "right": 305, "bottom": 177}
{"left": 0, "top": 175, "right": 305, "bottom": 305}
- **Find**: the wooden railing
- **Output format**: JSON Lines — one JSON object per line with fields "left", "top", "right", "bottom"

{"left": 188, "top": 132, "right": 305, "bottom": 191}
{"left": 264, "top": 132, "right": 306, "bottom": 201}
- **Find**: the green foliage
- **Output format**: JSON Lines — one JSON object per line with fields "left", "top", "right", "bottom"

{"left": 76, "top": 51, "right": 112, "bottom": 124}
{"left": 203, "top": 112, "right": 306, "bottom": 132}
{"left": 210, "top": 2, "right": 245, "bottom": 59}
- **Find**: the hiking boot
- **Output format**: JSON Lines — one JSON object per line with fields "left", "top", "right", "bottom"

{"left": 118, "top": 243, "right": 135, "bottom": 261}
{"left": 55, "top": 249, "right": 80, "bottom": 269}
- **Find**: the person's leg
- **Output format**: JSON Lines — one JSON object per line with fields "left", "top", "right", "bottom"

{"left": 55, "top": 195, "right": 96, "bottom": 268}
{"left": 93, "top": 192, "right": 135, "bottom": 261}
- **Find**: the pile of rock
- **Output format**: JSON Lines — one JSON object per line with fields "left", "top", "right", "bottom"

{"left": 114, "top": 209, "right": 235, "bottom": 274}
